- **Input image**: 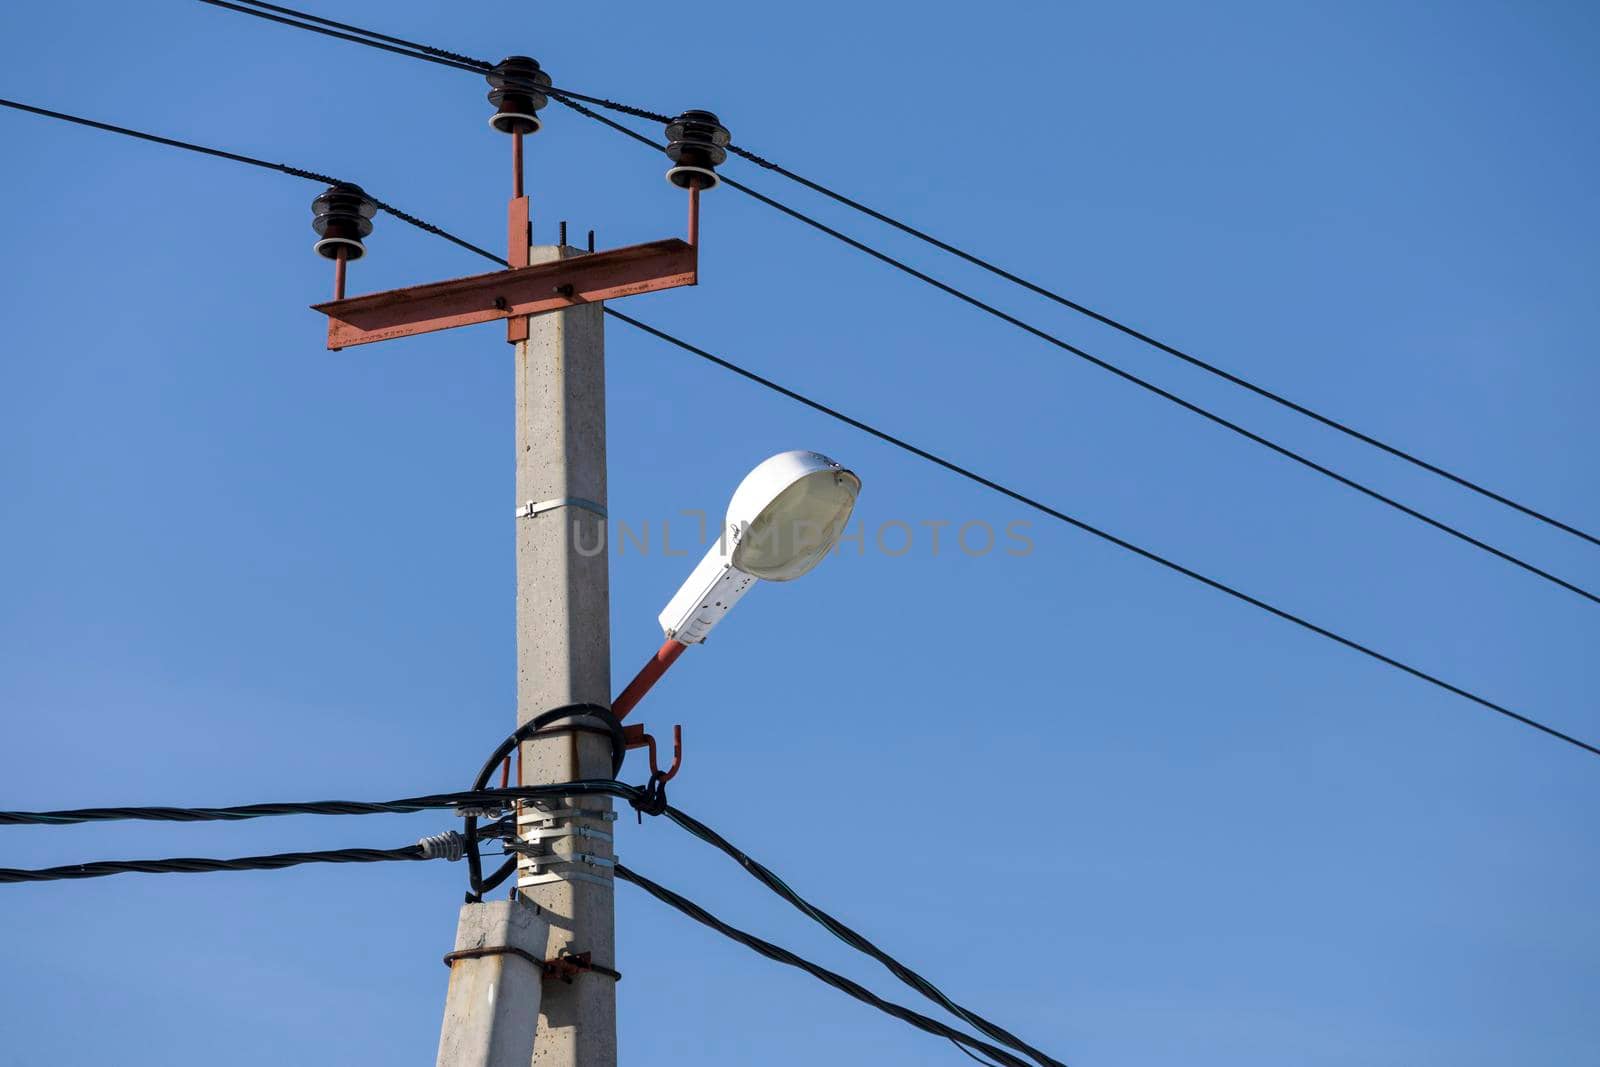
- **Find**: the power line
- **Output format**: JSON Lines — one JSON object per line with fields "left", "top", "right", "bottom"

{"left": 188, "top": 0, "right": 1600, "bottom": 554}
{"left": 196, "top": 0, "right": 1600, "bottom": 605}
{"left": 602, "top": 308, "right": 1600, "bottom": 760}
{"left": 549, "top": 96, "right": 1600, "bottom": 609}
{"left": 4, "top": 96, "right": 1591, "bottom": 757}
{"left": 194, "top": 0, "right": 676, "bottom": 125}
{"left": 953, "top": 1043, "right": 1007, "bottom": 1067}
{"left": 0, "top": 782, "right": 632, "bottom": 827}
{"left": 218, "top": 0, "right": 488, "bottom": 69}
{"left": 616, "top": 863, "right": 1035, "bottom": 1067}
{"left": 0, "top": 96, "right": 336, "bottom": 183}
{"left": 455, "top": 706, "right": 1059, "bottom": 1066}
{"left": 721, "top": 146, "right": 1600, "bottom": 551}
{"left": 0, "top": 807, "right": 1028, "bottom": 1065}
{"left": 0, "top": 97, "right": 500, "bottom": 264}
{"left": 0, "top": 772, "right": 1063, "bottom": 1067}
{"left": 654, "top": 803, "right": 1063, "bottom": 1067}
{"left": 0, "top": 834, "right": 465, "bottom": 884}
{"left": 22, "top": 13, "right": 1585, "bottom": 1057}
{"left": 194, "top": 0, "right": 484, "bottom": 74}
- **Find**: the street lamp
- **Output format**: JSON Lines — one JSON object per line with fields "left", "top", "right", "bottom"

{"left": 612, "top": 450, "right": 861, "bottom": 719}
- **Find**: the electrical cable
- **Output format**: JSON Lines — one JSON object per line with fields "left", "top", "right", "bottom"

{"left": 137, "top": 18, "right": 1600, "bottom": 716}
{"left": 721, "top": 144, "right": 1600, "bottom": 550}
{"left": 0, "top": 774, "right": 1059, "bottom": 1065}
{"left": 220, "top": 0, "right": 489, "bottom": 69}
{"left": 16, "top": 38, "right": 1557, "bottom": 1054}
{"left": 460, "top": 704, "right": 626, "bottom": 901}
{"left": 3, "top": 95, "right": 1592, "bottom": 755}
{"left": 953, "top": 1043, "right": 1007, "bottom": 1067}
{"left": 0, "top": 97, "right": 500, "bottom": 264}
{"left": 652, "top": 802, "right": 1063, "bottom": 1067}
{"left": 547, "top": 96, "right": 1600, "bottom": 609}
{"left": 0, "top": 841, "right": 450, "bottom": 884}
{"left": 461, "top": 714, "right": 1060, "bottom": 1065}
{"left": 0, "top": 782, "right": 636, "bottom": 827}
{"left": 0, "top": 96, "right": 336, "bottom": 183}
{"left": 188, "top": 0, "right": 1600, "bottom": 551}
{"left": 616, "top": 863, "right": 1037, "bottom": 1067}
{"left": 601, "top": 308, "right": 1600, "bottom": 759}
{"left": 193, "top": 1, "right": 675, "bottom": 124}
{"left": 368, "top": 197, "right": 503, "bottom": 264}
{"left": 194, "top": 0, "right": 485, "bottom": 74}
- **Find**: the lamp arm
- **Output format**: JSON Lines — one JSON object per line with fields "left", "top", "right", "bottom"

{"left": 612, "top": 638, "right": 689, "bottom": 721}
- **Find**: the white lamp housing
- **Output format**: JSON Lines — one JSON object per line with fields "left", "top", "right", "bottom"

{"left": 659, "top": 450, "right": 861, "bottom": 644}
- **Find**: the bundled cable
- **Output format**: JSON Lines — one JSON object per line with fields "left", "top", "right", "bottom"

{"left": 0, "top": 813, "right": 1056, "bottom": 1063}
{"left": 0, "top": 770, "right": 1042, "bottom": 1066}
{"left": 617, "top": 863, "right": 1039, "bottom": 1067}
{"left": 3, "top": 772, "right": 1061, "bottom": 1062}
{"left": 652, "top": 803, "right": 1062, "bottom": 1066}
{"left": 0, "top": 782, "right": 635, "bottom": 827}
{"left": 459, "top": 703, "right": 626, "bottom": 901}
{"left": 0, "top": 832, "right": 466, "bottom": 884}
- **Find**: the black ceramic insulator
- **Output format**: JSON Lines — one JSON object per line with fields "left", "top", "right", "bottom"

{"left": 486, "top": 56, "right": 551, "bottom": 135}
{"left": 664, "top": 109, "right": 730, "bottom": 190}
{"left": 311, "top": 183, "right": 377, "bottom": 260}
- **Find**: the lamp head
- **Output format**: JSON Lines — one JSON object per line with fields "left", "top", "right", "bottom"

{"left": 724, "top": 450, "right": 862, "bottom": 580}
{"left": 658, "top": 450, "right": 860, "bottom": 644}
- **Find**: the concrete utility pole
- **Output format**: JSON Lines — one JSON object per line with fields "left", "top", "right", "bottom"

{"left": 432, "top": 240, "right": 616, "bottom": 1067}
{"left": 436, "top": 900, "right": 552, "bottom": 1066}
{"left": 309, "top": 64, "right": 726, "bottom": 1065}
{"left": 512, "top": 241, "right": 618, "bottom": 1066}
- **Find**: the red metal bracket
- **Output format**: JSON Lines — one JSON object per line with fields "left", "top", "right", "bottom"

{"left": 622, "top": 723, "right": 682, "bottom": 784}
{"left": 312, "top": 238, "right": 695, "bottom": 350}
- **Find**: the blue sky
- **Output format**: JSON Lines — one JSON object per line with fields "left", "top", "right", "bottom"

{"left": 2, "top": 1, "right": 1597, "bottom": 1064}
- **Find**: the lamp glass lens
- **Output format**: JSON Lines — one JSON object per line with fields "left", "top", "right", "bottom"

{"left": 732, "top": 470, "right": 860, "bottom": 580}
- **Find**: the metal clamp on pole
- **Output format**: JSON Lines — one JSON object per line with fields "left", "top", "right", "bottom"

{"left": 505, "top": 841, "right": 615, "bottom": 872}
{"left": 514, "top": 800, "right": 618, "bottom": 891}
{"left": 518, "top": 824, "right": 614, "bottom": 845}
{"left": 521, "top": 798, "right": 619, "bottom": 824}
{"left": 515, "top": 497, "right": 608, "bottom": 520}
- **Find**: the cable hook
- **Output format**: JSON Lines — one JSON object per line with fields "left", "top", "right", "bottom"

{"left": 623, "top": 723, "right": 683, "bottom": 784}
